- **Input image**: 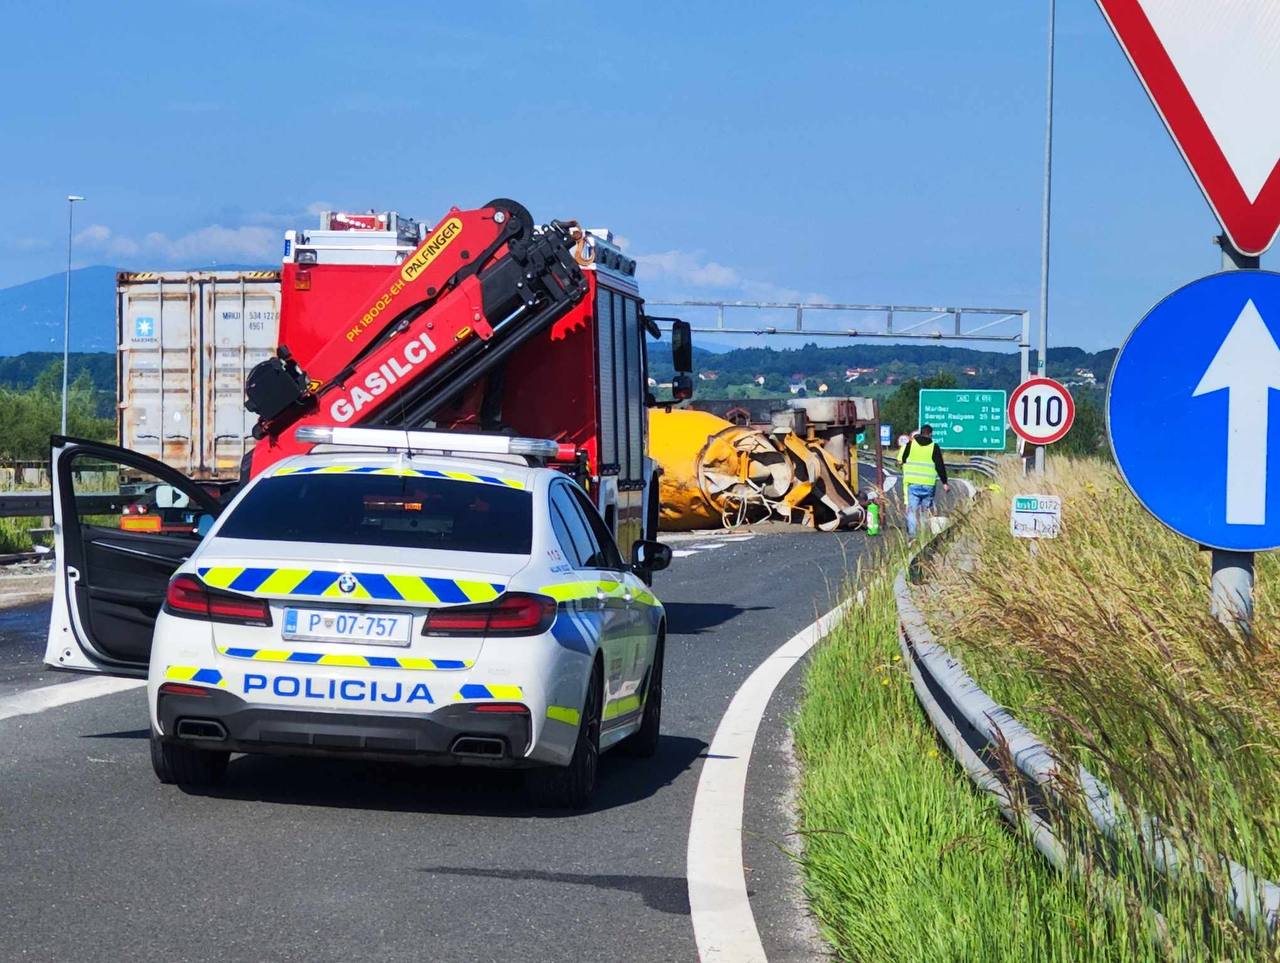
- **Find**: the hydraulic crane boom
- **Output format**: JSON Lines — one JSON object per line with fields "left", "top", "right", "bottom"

{"left": 243, "top": 199, "right": 587, "bottom": 476}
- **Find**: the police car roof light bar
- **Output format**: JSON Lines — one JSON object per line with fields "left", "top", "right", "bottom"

{"left": 296, "top": 425, "right": 561, "bottom": 460}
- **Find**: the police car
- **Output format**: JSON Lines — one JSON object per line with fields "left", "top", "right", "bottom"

{"left": 45, "top": 426, "right": 671, "bottom": 808}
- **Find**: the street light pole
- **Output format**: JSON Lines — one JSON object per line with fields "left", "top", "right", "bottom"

{"left": 61, "top": 194, "right": 84, "bottom": 436}
{"left": 1034, "top": 0, "right": 1056, "bottom": 476}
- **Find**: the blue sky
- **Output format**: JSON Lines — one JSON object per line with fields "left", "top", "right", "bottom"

{"left": 0, "top": 1, "right": 1257, "bottom": 350}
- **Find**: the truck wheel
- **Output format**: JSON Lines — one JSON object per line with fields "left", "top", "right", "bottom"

{"left": 150, "top": 731, "right": 229, "bottom": 788}
{"left": 619, "top": 633, "right": 663, "bottom": 758}
{"left": 526, "top": 660, "right": 601, "bottom": 809}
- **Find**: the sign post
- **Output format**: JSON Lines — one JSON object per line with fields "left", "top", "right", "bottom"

{"left": 1210, "top": 236, "right": 1261, "bottom": 626}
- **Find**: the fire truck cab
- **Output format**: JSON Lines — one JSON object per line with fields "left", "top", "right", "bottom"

{"left": 266, "top": 203, "right": 692, "bottom": 560}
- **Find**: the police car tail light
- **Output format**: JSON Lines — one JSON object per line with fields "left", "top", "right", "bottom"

{"left": 159, "top": 682, "right": 212, "bottom": 698}
{"left": 423, "top": 593, "right": 556, "bottom": 636}
{"left": 165, "top": 574, "right": 273, "bottom": 627}
{"left": 472, "top": 703, "right": 529, "bottom": 714}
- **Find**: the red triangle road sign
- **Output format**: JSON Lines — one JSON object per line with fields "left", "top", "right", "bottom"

{"left": 1096, "top": 1, "right": 1280, "bottom": 256}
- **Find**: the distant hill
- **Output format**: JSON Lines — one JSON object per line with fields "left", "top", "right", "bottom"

{"left": 0, "top": 351, "right": 115, "bottom": 390}
{"left": 0, "top": 266, "right": 119, "bottom": 354}
{"left": 650, "top": 341, "right": 1115, "bottom": 400}
{"left": 0, "top": 263, "right": 274, "bottom": 356}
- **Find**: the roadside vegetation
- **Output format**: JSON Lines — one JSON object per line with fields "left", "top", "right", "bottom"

{"left": 795, "top": 461, "right": 1278, "bottom": 959}
{"left": 0, "top": 517, "right": 44, "bottom": 554}
{"left": 918, "top": 458, "right": 1279, "bottom": 958}
{"left": 795, "top": 551, "right": 1183, "bottom": 961}
{"left": 0, "top": 361, "right": 113, "bottom": 461}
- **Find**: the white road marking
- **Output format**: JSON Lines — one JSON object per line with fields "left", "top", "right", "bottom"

{"left": 687, "top": 598, "right": 853, "bottom": 962}
{"left": 673, "top": 549, "right": 700, "bottom": 558}
{"left": 0, "top": 676, "right": 144, "bottom": 723}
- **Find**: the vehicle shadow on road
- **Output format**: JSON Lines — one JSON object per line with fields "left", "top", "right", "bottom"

{"left": 185, "top": 733, "right": 709, "bottom": 818}
{"left": 663, "top": 601, "right": 769, "bottom": 634}
{"left": 414, "top": 865, "right": 690, "bottom": 915}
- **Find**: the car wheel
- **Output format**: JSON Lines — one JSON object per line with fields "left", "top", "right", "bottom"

{"left": 619, "top": 633, "right": 663, "bottom": 758}
{"left": 150, "top": 730, "right": 229, "bottom": 788}
{"left": 526, "top": 660, "right": 601, "bottom": 809}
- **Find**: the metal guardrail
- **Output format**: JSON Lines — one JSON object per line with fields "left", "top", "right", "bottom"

{"left": 897, "top": 501, "right": 1280, "bottom": 935}
{"left": 858, "top": 453, "right": 999, "bottom": 481}
{"left": 0, "top": 493, "right": 127, "bottom": 518}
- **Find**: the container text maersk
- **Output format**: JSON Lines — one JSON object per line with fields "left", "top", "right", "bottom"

{"left": 328, "top": 331, "right": 439, "bottom": 422}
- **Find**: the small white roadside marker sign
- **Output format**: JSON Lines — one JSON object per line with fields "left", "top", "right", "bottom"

{"left": 1010, "top": 494, "right": 1062, "bottom": 539}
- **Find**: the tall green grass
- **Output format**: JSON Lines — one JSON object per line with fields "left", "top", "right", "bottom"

{"left": 795, "top": 558, "right": 1176, "bottom": 961}
{"left": 0, "top": 516, "right": 43, "bottom": 554}
{"left": 919, "top": 458, "right": 1279, "bottom": 957}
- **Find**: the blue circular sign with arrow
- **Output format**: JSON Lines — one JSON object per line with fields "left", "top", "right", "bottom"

{"left": 1109, "top": 270, "right": 1280, "bottom": 552}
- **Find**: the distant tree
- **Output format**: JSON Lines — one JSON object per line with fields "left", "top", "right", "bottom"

{"left": 1056, "top": 394, "right": 1106, "bottom": 458}
{"left": 880, "top": 372, "right": 958, "bottom": 440}
{"left": 0, "top": 361, "right": 113, "bottom": 460}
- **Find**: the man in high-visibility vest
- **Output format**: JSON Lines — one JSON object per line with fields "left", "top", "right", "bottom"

{"left": 899, "top": 424, "right": 950, "bottom": 537}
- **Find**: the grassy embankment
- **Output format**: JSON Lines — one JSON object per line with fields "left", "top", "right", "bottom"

{"left": 795, "top": 460, "right": 1278, "bottom": 960}
{"left": 0, "top": 516, "right": 43, "bottom": 554}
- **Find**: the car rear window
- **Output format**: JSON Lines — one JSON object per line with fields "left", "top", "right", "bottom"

{"left": 217, "top": 474, "right": 532, "bottom": 554}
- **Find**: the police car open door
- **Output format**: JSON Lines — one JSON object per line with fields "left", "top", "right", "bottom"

{"left": 45, "top": 437, "right": 224, "bottom": 677}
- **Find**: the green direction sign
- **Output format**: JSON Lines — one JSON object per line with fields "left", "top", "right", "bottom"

{"left": 917, "top": 389, "right": 1007, "bottom": 450}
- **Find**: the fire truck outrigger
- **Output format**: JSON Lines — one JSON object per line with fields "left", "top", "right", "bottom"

{"left": 245, "top": 198, "right": 693, "bottom": 558}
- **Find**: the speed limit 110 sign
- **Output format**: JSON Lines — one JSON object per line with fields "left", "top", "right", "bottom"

{"left": 1008, "top": 377, "right": 1075, "bottom": 445}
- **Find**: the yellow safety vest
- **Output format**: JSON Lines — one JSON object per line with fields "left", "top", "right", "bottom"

{"left": 901, "top": 439, "right": 938, "bottom": 487}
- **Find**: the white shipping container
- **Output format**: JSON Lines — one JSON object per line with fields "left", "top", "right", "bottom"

{"left": 117, "top": 270, "right": 281, "bottom": 479}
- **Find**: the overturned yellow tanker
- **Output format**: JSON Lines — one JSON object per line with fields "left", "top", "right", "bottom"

{"left": 648, "top": 408, "right": 866, "bottom": 532}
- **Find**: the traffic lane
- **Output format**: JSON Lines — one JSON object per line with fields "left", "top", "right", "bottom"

{"left": 0, "top": 599, "right": 64, "bottom": 699}
{"left": 0, "top": 530, "right": 874, "bottom": 962}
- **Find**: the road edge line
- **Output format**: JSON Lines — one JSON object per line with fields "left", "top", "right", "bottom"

{"left": 686, "top": 597, "right": 853, "bottom": 963}
{"left": 0, "top": 676, "right": 145, "bottom": 722}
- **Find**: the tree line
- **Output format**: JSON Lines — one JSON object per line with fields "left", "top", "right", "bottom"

{"left": 0, "top": 360, "right": 114, "bottom": 460}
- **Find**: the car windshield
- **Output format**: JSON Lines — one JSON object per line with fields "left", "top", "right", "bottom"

{"left": 217, "top": 472, "right": 532, "bottom": 554}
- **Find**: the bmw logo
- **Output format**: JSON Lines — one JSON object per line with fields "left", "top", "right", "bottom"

{"left": 337, "top": 573, "right": 358, "bottom": 594}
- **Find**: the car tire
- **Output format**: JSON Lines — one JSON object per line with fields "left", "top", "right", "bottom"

{"left": 619, "top": 633, "right": 662, "bottom": 758}
{"left": 526, "top": 660, "right": 601, "bottom": 809}
{"left": 150, "top": 731, "right": 229, "bottom": 788}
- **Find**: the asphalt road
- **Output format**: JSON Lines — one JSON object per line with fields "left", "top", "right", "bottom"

{"left": 0, "top": 529, "right": 878, "bottom": 962}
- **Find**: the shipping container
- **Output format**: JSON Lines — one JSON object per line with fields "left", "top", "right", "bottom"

{"left": 117, "top": 270, "right": 281, "bottom": 480}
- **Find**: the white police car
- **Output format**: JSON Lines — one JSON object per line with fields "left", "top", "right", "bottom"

{"left": 45, "top": 427, "right": 670, "bottom": 808}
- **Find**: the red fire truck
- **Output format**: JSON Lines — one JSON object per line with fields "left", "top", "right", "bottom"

{"left": 241, "top": 199, "right": 692, "bottom": 557}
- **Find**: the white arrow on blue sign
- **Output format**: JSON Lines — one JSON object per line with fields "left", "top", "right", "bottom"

{"left": 1109, "top": 271, "right": 1280, "bottom": 551}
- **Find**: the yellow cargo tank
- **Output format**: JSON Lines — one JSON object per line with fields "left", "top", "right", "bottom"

{"left": 648, "top": 407, "right": 866, "bottom": 532}
{"left": 648, "top": 408, "right": 791, "bottom": 530}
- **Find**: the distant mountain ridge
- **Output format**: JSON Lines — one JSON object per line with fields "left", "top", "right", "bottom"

{"left": 0, "top": 264, "right": 274, "bottom": 356}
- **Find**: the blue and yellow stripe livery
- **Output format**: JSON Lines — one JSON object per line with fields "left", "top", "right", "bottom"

{"left": 217, "top": 647, "right": 471, "bottom": 670}
{"left": 453, "top": 683, "right": 524, "bottom": 701}
{"left": 165, "top": 666, "right": 226, "bottom": 687}
{"left": 197, "top": 567, "right": 505, "bottom": 604}
{"left": 272, "top": 464, "right": 525, "bottom": 489}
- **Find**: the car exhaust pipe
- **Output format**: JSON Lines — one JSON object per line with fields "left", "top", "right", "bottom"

{"left": 175, "top": 718, "right": 228, "bottom": 741}
{"left": 451, "top": 736, "right": 506, "bottom": 758}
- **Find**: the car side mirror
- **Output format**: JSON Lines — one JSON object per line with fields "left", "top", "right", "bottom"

{"left": 196, "top": 514, "right": 215, "bottom": 537}
{"left": 671, "top": 373, "right": 693, "bottom": 402}
{"left": 671, "top": 319, "right": 693, "bottom": 374}
{"left": 154, "top": 484, "right": 190, "bottom": 510}
{"left": 631, "top": 539, "right": 672, "bottom": 575}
